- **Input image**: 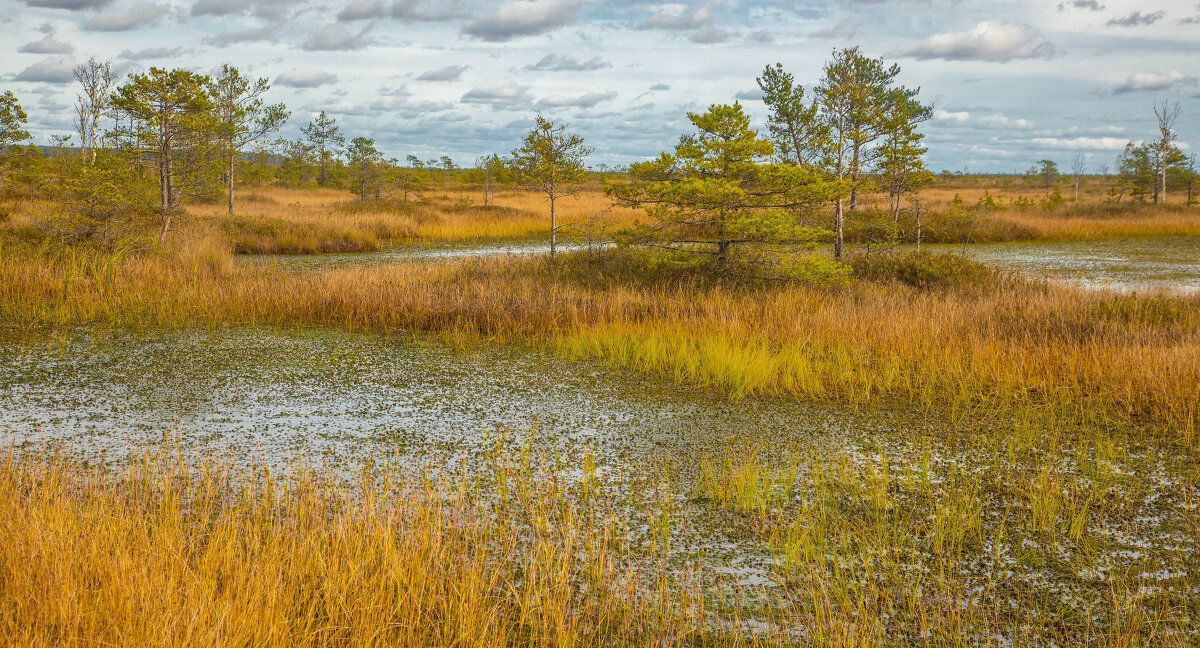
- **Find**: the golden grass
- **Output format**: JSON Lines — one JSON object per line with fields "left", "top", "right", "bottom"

{"left": 2, "top": 241, "right": 1196, "bottom": 439}
{"left": 184, "top": 186, "right": 644, "bottom": 251}
{"left": 2, "top": 436, "right": 1192, "bottom": 646}
{"left": 0, "top": 447, "right": 711, "bottom": 647}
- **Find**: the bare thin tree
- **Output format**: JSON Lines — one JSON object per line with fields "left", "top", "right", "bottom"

{"left": 1153, "top": 100, "right": 1181, "bottom": 205}
{"left": 72, "top": 57, "right": 117, "bottom": 163}
{"left": 1070, "top": 154, "right": 1087, "bottom": 206}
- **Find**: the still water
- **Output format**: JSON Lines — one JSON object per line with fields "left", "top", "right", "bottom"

{"left": 239, "top": 237, "right": 1200, "bottom": 294}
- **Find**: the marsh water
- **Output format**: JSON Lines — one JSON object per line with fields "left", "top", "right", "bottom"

{"left": 0, "top": 326, "right": 862, "bottom": 468}
{"left": 239, "top": 236, "right": 1200, "bottom": 294}
{"left": 4, "top": 234, "right": 1198, "bottom": 638}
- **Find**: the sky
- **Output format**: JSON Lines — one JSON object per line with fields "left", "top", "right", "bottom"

{"left": 2, "top": 0, "right": 1199, "bottom": 172}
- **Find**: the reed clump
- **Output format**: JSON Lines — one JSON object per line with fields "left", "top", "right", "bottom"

{"left": 0, "top": 447, "right": 720, "bottom": 647}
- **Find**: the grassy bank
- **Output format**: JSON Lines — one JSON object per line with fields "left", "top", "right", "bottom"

{"left": 2, "top": 241, "right": 1196, "bottom": 438}
{"left": 6, "top": 184, "right": 1198, "bottom": 260}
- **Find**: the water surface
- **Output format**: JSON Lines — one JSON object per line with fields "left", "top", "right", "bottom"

{"left": 238, "top": 237, "right": 1200, "bottom": 294}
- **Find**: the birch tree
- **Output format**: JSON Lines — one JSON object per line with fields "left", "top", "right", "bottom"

{"left": 72, "top": 58, "right": 118, "bottom": 163}
{"left": 511, "top": 115, "right": 591, "bottom": 259}
{"left": 1070, "top": 154, "right": 1086, "bottom": 205}
{"left": 1152, "top": 100, "right": 1181, "bottom": 205}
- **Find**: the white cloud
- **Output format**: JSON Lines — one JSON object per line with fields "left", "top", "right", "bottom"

{"left": 338, "top": 0, "right": 386, "bottom": 21}
{"left": 18, "top": 34, "right": 75, "bottom": 54}
{"left": 1026, "top": 136, "right": 1130, "bottom": 150}
{"left": 275, "top": 69, "right": 339, "bottom": 88}
{"left": 523, "top": 53, "right": 611, "bottom": 71}
{"left": 83, "top": 4, "right": 171, "bottom": 32}
{"left": 906, "top": 22, "right": 1056, "bottom": 62}
{"left": 14, "top": 56, "right": 77, "bottom": 83}
{"left": 416, "top": 65, "right": 469, "bottom": 81}
{"left": 1113, "top": 71, "right": 1198, "bottom": 94}
{"left": 462, "top": 1, "right": 581, "bottom": 42}
{"left": 205, "top": 26, "right": 280, "bottom": 47}
{"left": 638, "top": 6, "right": 713, "bottom": 31}
{"left": 301, "top": 23, "right": 374, "bottom": 51}
{"left": 534, "top": 90, "right": 616, "bottom": 109}
{"left": 461, "top": 80, "right": 533, "bottom": 108}
{"left": 934, "top": 110, "right": 1034, "bottom": 129}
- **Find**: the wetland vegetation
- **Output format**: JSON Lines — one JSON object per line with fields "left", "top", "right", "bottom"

{"left": 2, "top": 48, "right": 1199, "bottom": 647}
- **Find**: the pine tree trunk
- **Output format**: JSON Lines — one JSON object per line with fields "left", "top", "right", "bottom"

{"left": 158, "top": 152, "right": 172, "bottom": 243}
{"left": 227, "top": 152, "right": 235, "bottom": 215}
{"left": 549, "top": 194, "right": 556, "bottom": 260}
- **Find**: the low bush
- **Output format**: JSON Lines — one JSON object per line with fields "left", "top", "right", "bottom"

{"left": 220, "top": 216, "right": 378, "bottom": 254}
{"left": 849, "top": 250, "right": 996, "bottom": 290}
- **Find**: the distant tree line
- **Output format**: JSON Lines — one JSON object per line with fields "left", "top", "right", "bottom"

{"left": 0, "top": 49, "right": 1192, "bottom": 262}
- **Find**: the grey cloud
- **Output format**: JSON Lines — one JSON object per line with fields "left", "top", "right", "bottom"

{"left": 390, "top": 0, "right": 467, "bottom": 21}
{"left": 14, "top": 56, "right": 77, "bottom": 83}
{"left": 338, "top": 0, "right": 386, "bottom": 21}
{"left": 1107, "top": 11, "right": 1165, "bottom": 27}
{"left": 735, "top": 88, "right": 764, "bottom": 101}
{"left": 416, "top": 65, "right": 468, "bottom": 81}
{"left": 301, "top": 23, "right": 373, "bottom": 51}
{"left": 523, "top": 53, "right": 610, "bottom": 71}
{"left": 462, "top": 1, "right": 582, "bottom": 42}
{"left": 1057, "top": 0, "right": 1104, "bottom": 10}
{"left": 205, "top": 26, "right": 280, "bottom": 46}
{"left": 18, "top": 34, "right": 75, "bottom": 54}
{"left": 1113, "top": 71, "right": 1198, "bottom": 94}
{"left": 24, "top": 0, "right": 113, "bottom": 10}
{"left": 368, "top": 89, "right": 456, "bottom": 118}
{"left": 118, "top": 46, "right": 187, "bottom": 59}
{"left": 811, "top": 18, "right": 861, "bottom": 39}
{"left": 461, "top": 80, "right": 533, "bottom": 108}
{"left": 638, "top": 6, "right": 713, "bottom": 31}
{"left": 275, "top": 69, "right": 338, "bottom": 87}
{"left": 747, "top": 29, "right": 774, "bottom": 44}
{"left": 534, "top": 90, "right": 616, "bottom": 109}
{"left": 83, "top": 4, "right": 170, "bottom": 32}
{"left": 905, "top": 21, "right": 1056, "bottom": 62}
{"left": 191, "top": 0, "right": 292, "bottom": 19}
{"left": 649, "top": 83, "right": 670, "bottom": 91}
{"left": 689, "top": 27, "right": 729, "bottom": 44}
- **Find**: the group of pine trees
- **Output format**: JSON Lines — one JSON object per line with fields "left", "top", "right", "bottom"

{"left": 0, "top": 59, "right": 485, "bottom": 244}
{"left": 0, "top": 47, "right": 946, "bottom": 272}
{"left": 0, "top": 48, "right": 1192, "bottom": 267}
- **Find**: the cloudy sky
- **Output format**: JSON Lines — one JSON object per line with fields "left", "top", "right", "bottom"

{"left": 3, "top": 0, "right": 1198, "bottom": 171}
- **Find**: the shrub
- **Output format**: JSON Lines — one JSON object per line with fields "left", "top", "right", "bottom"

{"left": 850, "top": 250, "right": 995, "bottom": 289}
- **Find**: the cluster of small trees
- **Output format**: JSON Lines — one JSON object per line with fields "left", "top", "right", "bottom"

{"left": 3, "top": 48, "right": 1192, "bottom": 262}
{"left": 606, "top": 47, "right": 932, "bottom": 275}
{"left": 0, "top": 59, "right": 290, "bottom": 242}
{"left": 1028, "top": 103, "right": 1196, "bottom": 207}
{"left": 1113, "top": 102, "right": 1196, "bottom": 205}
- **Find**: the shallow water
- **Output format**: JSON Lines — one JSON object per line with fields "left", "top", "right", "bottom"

{"left": 238, "top": 237, "right": 1200, "bottom": 294}
{"left": 2, "top": 325, "right": 1195, "bottom": 638}
{"left": 237, "top": 240, "right": 577, "bottom": 272}
{"left": 0, "top": 326, "right": 856, "bottom": 468}
{"left": 923, "top": 237, "right": 1200, "bottom": 294}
